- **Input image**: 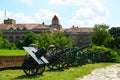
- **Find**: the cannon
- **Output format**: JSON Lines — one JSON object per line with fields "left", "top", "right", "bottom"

{"left": 22, "top": 47, "right": 49, "bottom": 76}
{"left": 46, "top": 44, "right": 90, "bottom": 70}
{"left": 46, "top": 46, "right": 65, "bottom": 70}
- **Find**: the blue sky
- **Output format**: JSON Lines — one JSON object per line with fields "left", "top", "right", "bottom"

{"left": 0, "top": 0, "right": 120, "bottom": 28}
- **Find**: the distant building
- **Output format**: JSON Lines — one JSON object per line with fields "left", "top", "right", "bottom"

{"left": 0, "top": 15, "right": 93, "bottom": 47}
{"left": 65, "top": 26, "right": 93, "bottom": 47}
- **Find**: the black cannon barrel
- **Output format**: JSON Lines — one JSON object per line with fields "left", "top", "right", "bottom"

{"left": 35, "top": 47, "right": 47, "bottom": 58}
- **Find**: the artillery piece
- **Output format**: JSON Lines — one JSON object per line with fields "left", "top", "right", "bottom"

{"left": 22, "top": 47, "right": 49, "bottom": 76}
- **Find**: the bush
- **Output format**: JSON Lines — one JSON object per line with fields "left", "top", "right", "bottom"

{"left": 89, "top": 45, "right": 120, "bottom": 63}
{"left": 90, "top": 45, "right": 110, "bottom": 51}
{"left": 107, "top": 50, "right": 120, "bottom": 63}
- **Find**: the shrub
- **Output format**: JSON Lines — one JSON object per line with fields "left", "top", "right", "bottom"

{"left": 107, "top": 50, "right": 120, "bottom": 63}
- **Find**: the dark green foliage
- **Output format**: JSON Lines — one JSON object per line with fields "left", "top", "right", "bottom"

{"left": 91, "top": 24, "right": 111, "bottom": 46}
{"left": 16, "top": 40, "right": 24, "bottom": 49}
{"left": 38, "top": 31, "right": 72, "bottom": 49}
{"left": 105, "top": 27, "right": 120, "bottom": 50}
{"left": 89, "top": 45, "right": 120, "bottom": 63}
{"left": 23, "top": 32, "right": 38, "bottom": 46}
{"left": 16, "top": 32, "right": 38, "bottom": 49}
{"left": 0, "top": 31, "right": 2, "bottom": 38}
{"left": 107, "top": 50, "right": 120, "bottom": 63}
{"left": 53, "top": 32, "right": 72, "bottom": 47}
{"left": 0, "top": 31, "right": 16, "bottom": 49}
{"left": 109, "top": 27, "right": 120, "bottom": 37}
{"left": 17, "top": 31, "right": 72, "bottom": 49}
{"left": 38, "top": 32, "right": 54, "bottom": 48}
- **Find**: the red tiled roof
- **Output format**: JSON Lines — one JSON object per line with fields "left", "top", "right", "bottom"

{"left": 65, "top": 27, "right": 93, "bottom": 32}
{"left": 52, "top": 15, "right": 58, "bottom": 20}
{"left": 0, "top": 24, "right": 49, "bottom": 30}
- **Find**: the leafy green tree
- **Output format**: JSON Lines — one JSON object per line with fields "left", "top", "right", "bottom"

{"left": 16, "top": 40, "right": 24, "bottom": 49}
{"left": 53, "top": 32, "right": 72, "bottom": 47}
{"left": 109, "top": 27, "right": 120, "bottom": 37}
{"left": 2, "top": 39, "right": 10, "bottom": 49}
{"left": 38, "top": 31, "right": 72, "bottom": 48}
{"left": 38, "top": 32, "right": 54, "bottom": 48}
{"left": 0, "top": 38, "right": 3, "bottom": 49}
{"left": 23, "top": 32, "right": 38, "bottom": 46}
{"left": 0, "top": 31, "right": 16, "bottom": 49}
{"left": 16, "top": 32, "right": 38, "bottom": 49}
{"left": 105, "top": 27, "right": 120, "bottom": 50}
{"left": 16, "top": 31, "right": 72, "bottom": 49}
{"left": 91, "top": 24, "right": 111, "bottom": 46}
{"left": 0, "top": 31, "right": 2, "bottom": 38}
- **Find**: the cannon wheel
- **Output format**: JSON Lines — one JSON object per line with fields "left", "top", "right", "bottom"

{"left": 36, "top": 65, "right": 45, "bottom": 75}
{"left": 47, "top": 59, "right": 63, "bottom": 70}
{"left": 23, "top": 67, "right": 38, "bottom": 76}
{"left": 22, "top": 55, "right": 39, "bottom": 76}
{"left": 47, "top": 46, "right": 64, "bottom": 70}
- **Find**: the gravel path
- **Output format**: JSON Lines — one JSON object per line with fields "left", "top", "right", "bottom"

{"left": 76, "top": 64, "right": 120, "bottom": 80}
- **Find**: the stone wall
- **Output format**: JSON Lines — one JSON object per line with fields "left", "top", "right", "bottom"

{"left": 0, "top": 56, "right": 25, "bottom": 68}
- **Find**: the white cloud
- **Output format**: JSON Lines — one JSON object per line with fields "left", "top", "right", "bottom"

{"left": 75, "top": 8, "right": 95, "bottom": 18}
{"left": 50, "top": 0, "right": 110, "bottom": 27}
{"left": 0, "top": 10, "right": 5, "bottom": 23}
{"left": 35, "top": 9, "right": 60, "bottom": 22}
{"left": 111, "top": 24, "right": 120, "bottom": 27}
{"left": 0, "top": 9, "right": 60, "bottom": 24}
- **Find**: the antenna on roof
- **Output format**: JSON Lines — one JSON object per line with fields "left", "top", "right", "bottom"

{"left": 4, "top": 10, "right": 6, "bottom": 20}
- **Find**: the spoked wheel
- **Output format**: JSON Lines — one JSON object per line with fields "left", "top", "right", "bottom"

{"left": 36, "top": 65, "right": 45, "bottom": 75}
{"left": 22, "top": 56, "right": 38, "bottom": 76}
{"left": 23, "top": 67, "right": 38, "bottom": 76}
{"left": 47, "top": 46, "right": 64, "bottom": 70}
{"left": 47, "top": 59, "right": 64, "bottom": 70}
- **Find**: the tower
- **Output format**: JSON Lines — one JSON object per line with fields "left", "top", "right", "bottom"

{"left": 52, "top": 15, "right": 59, "bottom": 25}
{"left": 50, "top": 15, "right": 63, "bottom": 32}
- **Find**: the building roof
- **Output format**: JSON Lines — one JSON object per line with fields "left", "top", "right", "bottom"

{"left": 65, "top": 26, "right": 94, "bottom": 32}
{"left": 52, "top": 15, "right": 59, "bottom": 20}
{"left": 0, "top": 24, "right": 49, "bottom": 30}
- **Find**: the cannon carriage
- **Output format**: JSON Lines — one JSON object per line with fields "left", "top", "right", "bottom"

{"left": 0, "top": 44, "right": 111, "bottom": 77}
{"left": 22, "top": 47, "right": 49, "bottom": 76}
{"left": 46, "top": 44, "right": 90, "bottom": 70}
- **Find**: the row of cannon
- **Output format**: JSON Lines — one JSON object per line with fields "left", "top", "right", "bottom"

{"left": 22, "top": 44, "right": 110, "bottom": 76}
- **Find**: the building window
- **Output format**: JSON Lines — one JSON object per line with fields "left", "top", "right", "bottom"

{"left": 9, "top": 36, "right": 14, "bottom": 42}
{"left": 15, "top": 36, "right": 20, "bottom": 42}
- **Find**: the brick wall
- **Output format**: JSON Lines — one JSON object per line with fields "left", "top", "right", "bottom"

{"left": 0, "top": 56, "right": 25, "bottom": 68}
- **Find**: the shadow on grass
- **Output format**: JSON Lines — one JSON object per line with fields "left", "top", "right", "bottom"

{"left": 14, "top": 75, "right": 40, "bottom": 80}
{"left": 45, "top": 68, "right": 65, "bottom": 72}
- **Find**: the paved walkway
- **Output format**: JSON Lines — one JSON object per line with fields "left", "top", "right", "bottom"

{"left": 76, "top": 64, "right": 120, "bottom": 80}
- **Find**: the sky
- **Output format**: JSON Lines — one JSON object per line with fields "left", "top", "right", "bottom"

{"left": 0, "top": 0, "right": 120, "bottom": 28}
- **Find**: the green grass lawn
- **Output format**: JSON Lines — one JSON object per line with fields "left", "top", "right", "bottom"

{"left": 0, "top": 63, "right": 113, "bottom": 80}
{"left": 0, "top": 49, "right": 26, "bottom": 56}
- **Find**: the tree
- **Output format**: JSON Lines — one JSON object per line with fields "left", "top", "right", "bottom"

{"left": 23, "top": 32, "right": 38, "bottom": 46}
{"left": 38, "top": 31, "right": 72, "bottom": 48}
{"left": 109, "top": 27, "right": 120, "bottom": 37}
{"left": 16, "top": 32, "right": 38, "bottom": 49}
{"left": 91, "top": 24, "right": 111, "bottom": 46}
{"left": 0, "top": 31, "right": 2, "bottom": 38}
{"left": 53, "top": 32, "right": 72, "bottom": 47}
{"left": 16, "top": 31, "right": 72, "bottom": 49}
{"left": 38, "top": 32, "right": 54, "bottom": 48}
{"left": 16, "top": 40, "right": 24, "bottom": 49}
{"left": 107, "top": 27, "right": 120, "bottom": 49}
{"left": 0, "top": 31, "right": 16, "bottom": 49}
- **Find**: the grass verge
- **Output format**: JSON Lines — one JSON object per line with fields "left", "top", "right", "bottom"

{"left": 0, "top": 49, "right": 26, "bottom": 56}
{"left": 0, "top": 63, "right": 113, "bottom": 80}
